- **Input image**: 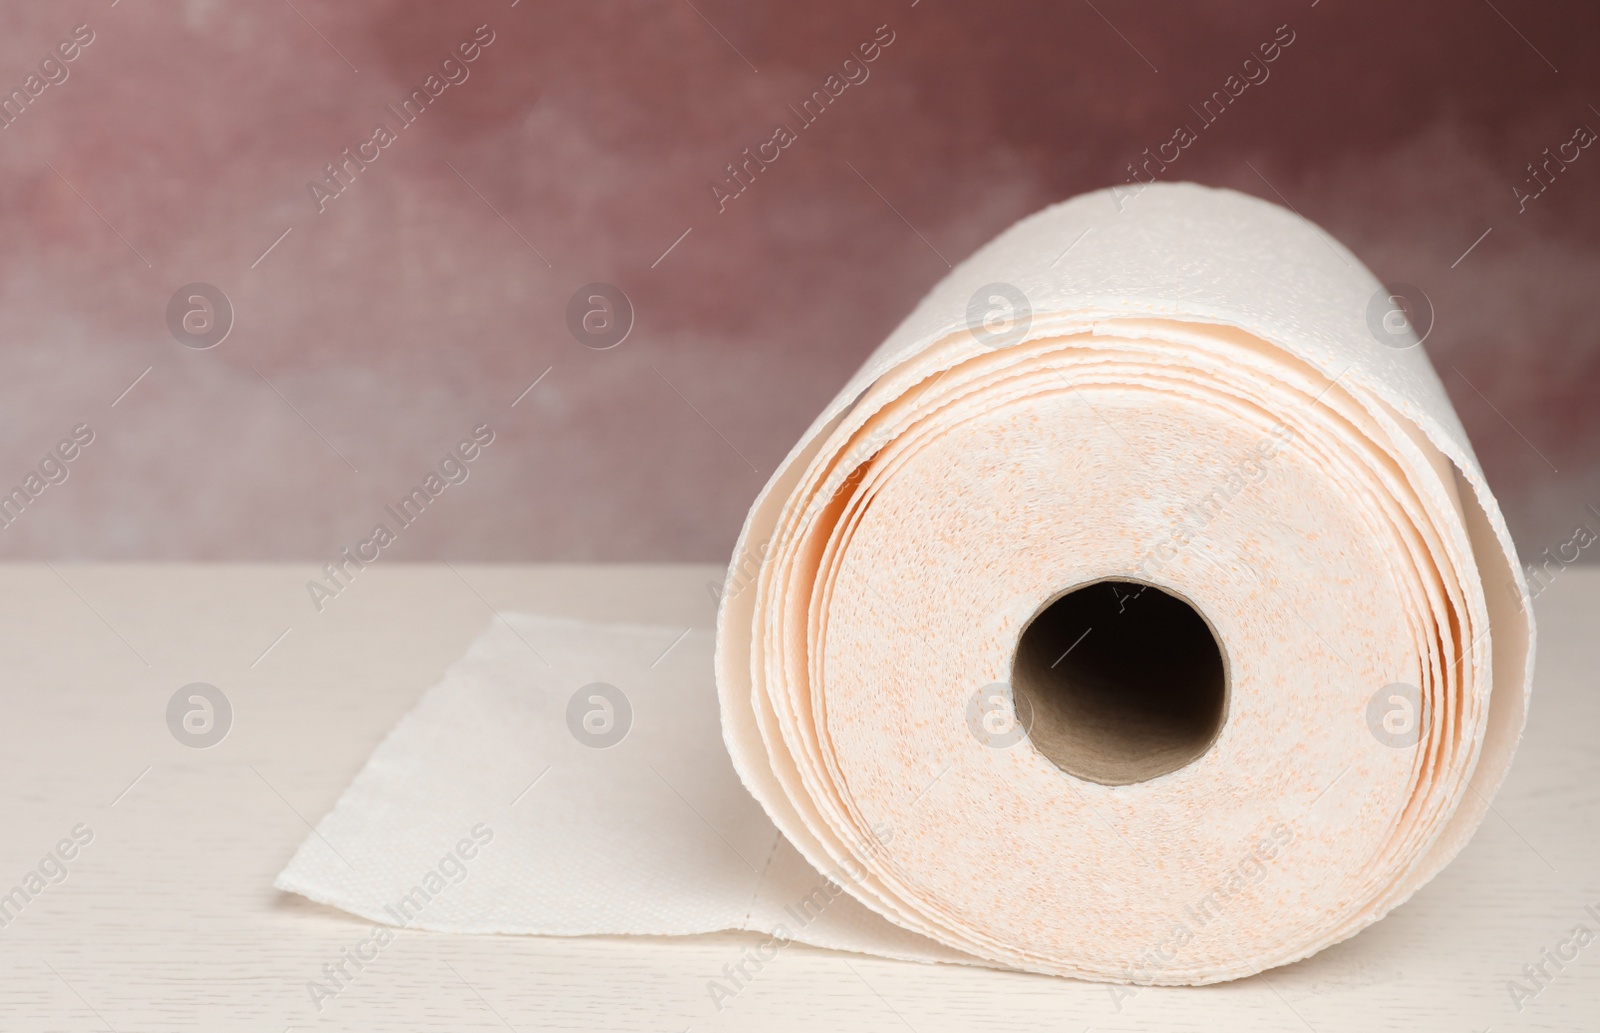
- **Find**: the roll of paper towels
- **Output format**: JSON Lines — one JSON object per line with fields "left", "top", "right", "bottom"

{"left": 713, "top": 182, "right": 1532, "bottom": 983}
{"left": 277, "top": 182, "right": 1532, "bottom": 987}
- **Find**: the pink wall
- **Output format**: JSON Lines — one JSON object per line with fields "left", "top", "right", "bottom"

{"left": 0, "top": 0, "right": 1596, "bottom": 563}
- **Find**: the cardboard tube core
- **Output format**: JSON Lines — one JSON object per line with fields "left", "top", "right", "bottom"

{"left": 1011, "top": 579, "right": 1228, "bottom": 786}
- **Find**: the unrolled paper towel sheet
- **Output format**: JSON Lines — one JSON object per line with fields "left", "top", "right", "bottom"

{"left": 278, "top": 183, "right": 1533, "bottom": 985}
{"left": 276, "top": 615, "right": 968, "bottom": 962}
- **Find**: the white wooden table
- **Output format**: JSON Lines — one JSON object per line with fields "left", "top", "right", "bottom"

{"left": 1, "top": 563, "right": 1595, "bottom": 1032}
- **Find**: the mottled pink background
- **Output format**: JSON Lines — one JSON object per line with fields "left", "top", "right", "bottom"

{"left": 1, "top": 0, "right": 1596, "bottom": 563}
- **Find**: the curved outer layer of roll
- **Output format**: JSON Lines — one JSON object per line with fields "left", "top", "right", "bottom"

{"left": 714, "top": 183, "right": 1533, "bottom": 984}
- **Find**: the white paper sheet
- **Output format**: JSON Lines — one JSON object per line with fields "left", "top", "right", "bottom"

{"left": 275, "top": 614, "right": 972, "bottom": 963}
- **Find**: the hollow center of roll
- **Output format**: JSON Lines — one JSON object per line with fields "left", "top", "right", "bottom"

{"left": 1010, "top": 580, "right": 1227, "bottom": 786}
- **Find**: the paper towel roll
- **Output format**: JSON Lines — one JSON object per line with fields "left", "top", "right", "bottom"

{"left": 275, "top": 183, "right": 1534, "bottom": 990}
{"left": 714, "top": 182, "right": 1533, "bottom": 984}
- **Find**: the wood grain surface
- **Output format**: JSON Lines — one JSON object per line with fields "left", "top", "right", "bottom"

{"left": 0, "top": 563, "right": 1594, "bottom": 1032}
